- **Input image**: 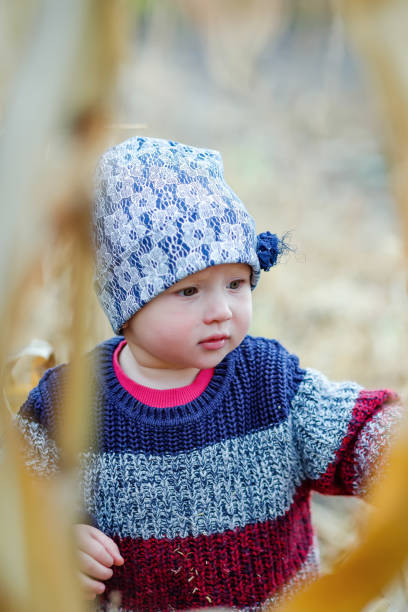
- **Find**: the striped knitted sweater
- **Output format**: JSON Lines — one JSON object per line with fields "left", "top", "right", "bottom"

{"left": 17, "top": 335, "right": 400, "bottom": 611}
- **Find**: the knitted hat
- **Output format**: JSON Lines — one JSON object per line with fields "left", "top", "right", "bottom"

{"left": 93, "top": 136, "right": 284, "bottom": 334}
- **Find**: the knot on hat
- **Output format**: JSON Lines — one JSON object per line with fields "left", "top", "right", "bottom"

{"left": 256, "top": 231, "right": 290, "bottom": 271}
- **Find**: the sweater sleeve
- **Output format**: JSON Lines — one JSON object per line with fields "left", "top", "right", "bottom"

{"left": 290, "top": 367, "right": 402, "bottom": 496}
{"left": 14, "top": 369, "right": 61, "bottom": 478}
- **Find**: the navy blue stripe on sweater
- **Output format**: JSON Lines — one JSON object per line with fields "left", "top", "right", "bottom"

{"left": 19, "top": 335, "right": 306, "bottom": 455}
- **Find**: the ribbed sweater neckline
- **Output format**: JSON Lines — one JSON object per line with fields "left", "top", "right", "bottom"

{"left": 112, "top": 339, "right": 214, "bottom": 408}
{"left": 95, "top": 336, "right": 237, "bottom": 427}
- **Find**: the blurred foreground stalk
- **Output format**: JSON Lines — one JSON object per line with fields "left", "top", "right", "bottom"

{"left": 0, "top": 1, "right": 126, "bottom": 610}
{"left": 275, "top": 0, "right": 408, "bottom": 610}
{"left": 277, "top": 421, "right": 408, "bottom": 612}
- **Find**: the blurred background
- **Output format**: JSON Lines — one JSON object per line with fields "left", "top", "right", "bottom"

{"left": 1, "top": 1, "right": 407, "bottom": 610}
{"left": 4, "top": 0, "right": 406, "bottom": 395}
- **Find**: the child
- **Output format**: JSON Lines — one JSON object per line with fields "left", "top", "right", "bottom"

{"left": 17, "top": 136, "right": 402, "bottom": 611}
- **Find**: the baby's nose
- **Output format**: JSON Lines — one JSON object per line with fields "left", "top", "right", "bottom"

{"left": 203, "top": 295, "right": 232, "bottom": 324}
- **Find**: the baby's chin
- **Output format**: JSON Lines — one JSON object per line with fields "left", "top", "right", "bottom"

{"left": 191, "top": 344, "right": 238, "bottom": 369}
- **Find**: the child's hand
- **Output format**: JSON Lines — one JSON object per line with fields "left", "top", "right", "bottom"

{"left": 74, "top": 524, "right": 124, "bottom": 600}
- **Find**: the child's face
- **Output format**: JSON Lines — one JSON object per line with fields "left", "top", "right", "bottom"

{"left": 123, "top": 263, "right": 252, "bottom": 372}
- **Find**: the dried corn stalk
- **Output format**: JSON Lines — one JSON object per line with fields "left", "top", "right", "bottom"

{"left": 0, "top": 1, "right": 127, "bottom": 610}
{"left": 342, "top": 0, "right": 408, "bottom": 268}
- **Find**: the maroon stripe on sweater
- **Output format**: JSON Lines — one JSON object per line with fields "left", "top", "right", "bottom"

{"left": 311, "top": 389, "right": 396, "bottom": 495}
{"left": 100, "top": 485, "right": 312, "bottom": 611}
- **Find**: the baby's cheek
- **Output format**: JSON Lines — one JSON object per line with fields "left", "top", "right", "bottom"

{"left": 239, "top": 301, "right": 253, "bottom": 331}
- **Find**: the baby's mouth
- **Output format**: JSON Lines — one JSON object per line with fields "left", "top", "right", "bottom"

{"left": 199, "top": 334, "right": 229, "bottom": 350}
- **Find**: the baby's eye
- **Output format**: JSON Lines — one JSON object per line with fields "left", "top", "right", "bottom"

{"left": 228, "top": 279, "right": 243, "bottom": 290}
{"left": 178, "top": 287, "right": 197, "bottom": 297}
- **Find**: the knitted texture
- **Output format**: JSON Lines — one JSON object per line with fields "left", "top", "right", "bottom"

{"left": 17, "top": 336, "right": 400, "bottom": 611}
{"left": 112, "top": 340, "right": 214, "bottom": 408}
{"left": 93, "top": 136, "right": 263, "bottom": 334}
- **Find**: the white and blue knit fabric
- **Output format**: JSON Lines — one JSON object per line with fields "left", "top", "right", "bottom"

{"left": 93, "top": 137, "right": 262, "bottom": 334}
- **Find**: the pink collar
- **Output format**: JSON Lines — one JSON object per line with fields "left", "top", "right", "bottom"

{"left": 112, "top": 340, "right": 214, "bottom": 408}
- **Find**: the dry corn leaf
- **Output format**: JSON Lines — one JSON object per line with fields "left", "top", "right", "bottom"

{"left": 4, "top": 339, "right": 56, "bottom": 414}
